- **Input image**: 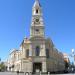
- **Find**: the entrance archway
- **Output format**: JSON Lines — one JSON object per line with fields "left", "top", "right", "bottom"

{"left": 33, "top": 63, "right": 42, "bottom": 73}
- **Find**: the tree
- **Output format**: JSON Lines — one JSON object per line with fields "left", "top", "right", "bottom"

{"left": 0, "top": 62, "right": 6, "bottom": 71}
{"left": 0, "top": 58, "right": 1, "bottom": 63}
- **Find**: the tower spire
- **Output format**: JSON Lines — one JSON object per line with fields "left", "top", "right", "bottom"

{"left": 30, "top": 0, "right": 44, "bottom": 38}
{"left": 33, "top": 0, "right": 40, "bottom": 8}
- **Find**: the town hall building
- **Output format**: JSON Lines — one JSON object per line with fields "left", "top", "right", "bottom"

{"left": 7, "top": 0, "right": 65, "bottom": 73}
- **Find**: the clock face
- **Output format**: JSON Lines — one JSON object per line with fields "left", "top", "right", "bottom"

{"left": 36, "top": 29, "right": 39, "bottom": 32}
{"left": 35, "top": 29, "right": 40, "bottom": 34}
{"left": 36, "top": 19, "right": 39, "bottom": 22}
{"left": 34, "top": 18, "right": 40, "bottom": 24}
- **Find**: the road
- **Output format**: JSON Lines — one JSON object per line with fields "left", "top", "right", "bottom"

{"left": 0, "top": 72, "right": 75, "bottom": 75}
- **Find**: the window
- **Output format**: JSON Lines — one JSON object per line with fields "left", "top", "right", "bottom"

{"left": 36, "top": 46, "right": 40, "bottom": 56}
{"left": 46, "top": 49, "right": 49, "bottom": 58}
{"left": 26, "top": 49, "right": 29, "bottom": 58}
{"left": 36, "top": 9, "right": 38, "bottom": 13}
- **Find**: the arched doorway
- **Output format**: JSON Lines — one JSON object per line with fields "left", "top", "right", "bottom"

{"left": 33, "top": 63, "right": 42, "bottom": 73}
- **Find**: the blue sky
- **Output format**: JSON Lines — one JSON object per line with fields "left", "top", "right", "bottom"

{"left": 0, "top": 0, "right": 75, "bottom": 62}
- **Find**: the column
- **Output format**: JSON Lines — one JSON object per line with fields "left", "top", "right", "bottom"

{"left": 42, "top": 62, "right": 47, "bottom": 72}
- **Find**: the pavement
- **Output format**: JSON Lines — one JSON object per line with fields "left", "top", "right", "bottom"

{"left": 0, "top": 72, "right": 75, "bottom": 75}
{"left": 0, "top": 72, "right": 24, "bottom": 75}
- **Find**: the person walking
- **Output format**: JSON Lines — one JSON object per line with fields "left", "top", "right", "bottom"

{"left": 17, "top": 70, "right": 19, "bottom": 75}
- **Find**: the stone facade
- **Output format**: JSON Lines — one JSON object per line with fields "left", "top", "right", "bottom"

{"left": 7, "top": 0, "right": 65, "bottom": 73}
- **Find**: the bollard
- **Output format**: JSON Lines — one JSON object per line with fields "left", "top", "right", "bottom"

{"left": 48, "top": 72, "right": 50, "bottom": 75}
{"left": 25, "top": 72, "right": 29, "bottom": 75}
{"left": 40, "top": 71, "right": 41, "bottom": 75}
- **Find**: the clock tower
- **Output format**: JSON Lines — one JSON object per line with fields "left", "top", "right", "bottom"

{"left": 30, "top": 0, "right": 45, "bottom": 38}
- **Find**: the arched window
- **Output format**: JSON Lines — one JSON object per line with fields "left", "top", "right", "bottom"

{"left": 46, "top": 49, "right": 49, "bottom": 58}
{"left": 36, "top": 46, "right": 40, "bottom": 56}
{"left": 26, "top": 49, "right": 29, "bottom": 58}
{"left": 36, "top": 9, "right": 38, "bottom": 13}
